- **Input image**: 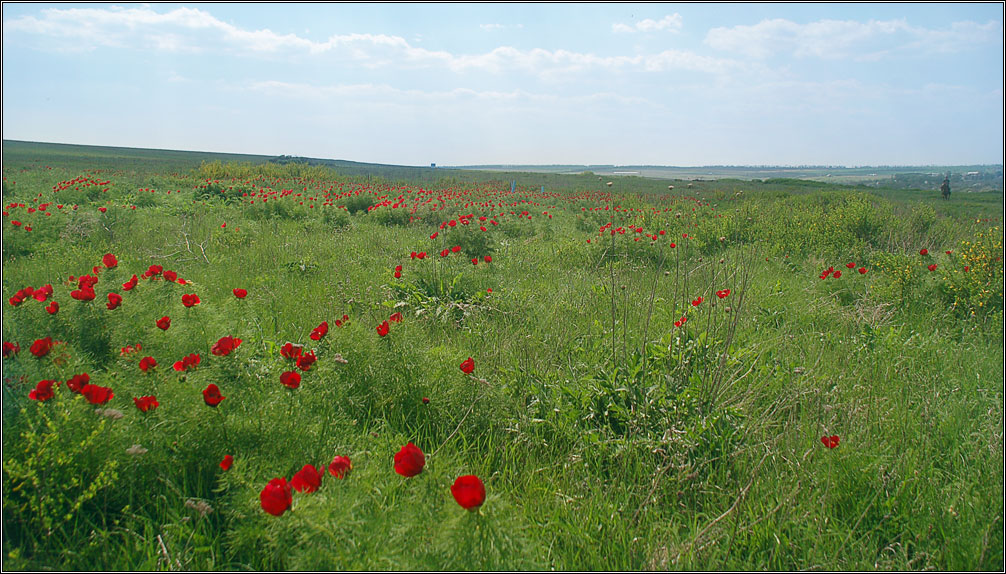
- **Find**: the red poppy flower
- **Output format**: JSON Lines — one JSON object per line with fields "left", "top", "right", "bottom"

{"left": 173, "top": 353, "right": 201, "bottom": 371}
{"left": 376, "top": 321, "right": 390, "bottom": 337}
{"left": 430, "top": 232, "right": 439, "bottom": 239}
{"left": 484, "top": 255, "right": 492, "bottom": 263}
{"left": 821, "top": 435, "right": 840, "bottom": 448}
{"left": 945, "top": 250, "right": 952, "bottom": 255}
{"left": 471, "top": 258, "right": 479, "bottom": 265}
{"left": 211, "top": 336, "right": 242, "bottom": 356}
{"left": 919, "top": 249, "right": 929, "bottom": 256}
{"left": 846, "top": 262, "right": 856, "bottom": 269}
{"left": 389, "top": 312, "right": 403, "bottom": 323}
{"left": 858, "top": 267, "right": 868, "bottom": 274}
{"left": 122, "top": 275, "right": 138, "bottom": 291}
{"left": 328, "top": 455, "right": 352, "bottom": 479}
{"left": 98, "top": 207, "right": 107, "bottom": 213}
{"left": 81, "top": 384, "right": 114, "bottom": 405}
{"left": 716, "top": 289, "right": 731, "bottom": 299}
{"left": 65, "top": 373, "right": 90, "bottom": 393}
{"left": 70, "top": 288, "right": 96, "bottom": 301}
{"left": 233, "top": 288, "right": 248, "bottom": 298}
{"left": 451, "top": 245, "right": 461, "bottom": 253}
{"left": 102, "top": 253, "right": 118, "bottom": 268}
{"left": 260, "top": 477, "right": 293, "bottom": 516}
{"left": 928, "top": 264, "right": 938, "bottom": 272}
{"left": 309, "top": 321, "right": 328, "bottom": 341}
{"left": 3, "top": 341, "right": 20, "bottom": 358}
{"left": 417, "top": 252, "right": 426, "bottom": 259}
{"left": 46, "top": 301, "right": 59, "bottom": 314}
{"left": 280, "top": 371, "right": 301, "bottom": 389}
{"left": 460, "top": 357, "right": 475, "bottom": 374}
{"left": 394, "top": 269, "right": 402, "bottom": 279}
{"left": 181, "top": 294, "right": 201, "bottom": 307}
{"left": 691, "top": 297, "right": 704, "bottom": 307}
{"left": 30, "top": 337, "right": 54, "bottom": 358}
{"left": 422, "top": 397, "right": 430, "bottom": 404}
{"left": 291, "top": 464, "right": 322, "bottom": 493}
{"left": 133, "top": 395, "right": 159, "bottom": 412}
{"left": 220, "top": 455, "right": 234, "bottom": 471}
{"left": 156, "top": 316, "right": 171, "bottom": 330}
{"left": 138, "top": 356, "right": 157, "bottom": 372}
{"left": 107, "top": 292, "right": 123, "bottom": 310}
{"left": 833, "top": 270, "right": 842, "bottom": 279}
{"left": 296, "top": 350, "right": 317, "bottom": 371}
{"left": 394, "top": 442, "right": 425, "bottom": 477}
{"left": 451, "top": 475, "right": 486, "bottom": 510}
{"left": 202, "top": 383, "right": 225, "bottom": 407}
{"left": 280, "top": 342, "right": 303, "bottom": 360}
{"left": 32, "top": 284, "right": 53, "bottom": 302}
{"left": 29, "top": 379, "right": 56, "bottom": 402}
{"left": 163, "top": 270, "right": 178, "bottom": 283}
{"left": 964, "top": 266, "right": 970, "bottom": 272}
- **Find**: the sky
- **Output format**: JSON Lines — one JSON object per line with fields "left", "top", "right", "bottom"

{"left": 2, "top": 3, "right": 1003, "bottom": 167}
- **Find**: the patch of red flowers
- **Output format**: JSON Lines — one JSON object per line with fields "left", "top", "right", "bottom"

{"left": 81, "top": 384, "right": 114, "bottom": 405}
{"left": 328, "top": 456, "right": 352, "bottom": 479}
{"left": 296, "top": 350, "right": 317, "bottom": 371}
{"left": 394, "top": 442, "right": 425, "bottom": 477}
{"left": 821, "top": 435, "right": 840, "bottom": 448}
{"left": 30, "top": 337, "right": 54, "bottom": 358}
{"left": 202, "top": 383, "right": 225, "bottom": 407}
{"left": 173, "top": 353, "right": 201, "bottom": 372}
{"left": 133, "top": 395, "right": 159, "bottom": 412}
{"left": 280, "top": 342, "right": 304, "bottom": 360}
{"left": 451, "top": 475, "right": 486, "bottom": 510}
{"left": 291, "top": 464, "right": 323, "bottom": 493}
{"left": 29, "top": 379, "right": 56, "bottom": 402}
{"left": 211, "top": 336, "right": 242, "bottom": 356}
{"left": 280, "top": 371, "right": 301, "bottom": 389}
{"left": 260, "top": 477, "right": 293, "bottom": 516}
{"left": 138, "top": 356, "right": 157, "bottom": 372}
{"left": 65, "top": 373, "right": 90, "bottom": 393}
{"left": 309, "top": 321, "right": 328, "bottom": 341}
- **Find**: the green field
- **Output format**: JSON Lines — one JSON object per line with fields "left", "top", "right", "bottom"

{"left": 2, "top": 140, "right": 1003, "bottom": 571}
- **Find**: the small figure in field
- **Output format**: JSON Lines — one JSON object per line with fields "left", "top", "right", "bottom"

{"left": 940, "top": 174, "right": 951, "bottom": 200}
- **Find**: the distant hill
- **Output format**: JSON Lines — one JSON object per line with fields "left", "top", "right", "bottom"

{"left": 3, "top": 140, "right": 1001, "bottom": 192}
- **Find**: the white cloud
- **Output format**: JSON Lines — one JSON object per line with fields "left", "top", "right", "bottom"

{"left": 247, "top": 80, "right": 654, "bottom": 108}
{"left": 705, "top": 17, "right": 1003, "bottom": 60}
{"left": 3, "top": 6, "right": 734, "bottom": 77}
{"left": 613, "top": 14, "right": 683, "bottom": 34}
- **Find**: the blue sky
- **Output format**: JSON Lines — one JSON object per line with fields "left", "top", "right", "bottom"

{"left": 2, "top": 3, "right": 1003, "bottom": 166}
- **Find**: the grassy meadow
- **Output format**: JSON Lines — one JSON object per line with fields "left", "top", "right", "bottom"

{"left": 2, "top": 141, "right": 1003, "bottom": 571}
